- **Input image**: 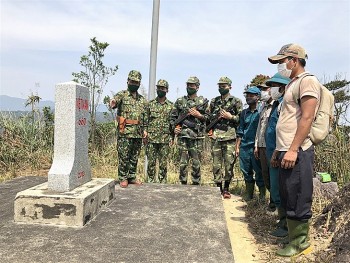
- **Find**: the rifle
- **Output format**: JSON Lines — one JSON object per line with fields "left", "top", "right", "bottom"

{"left": 174, "top": 98, "right": 209, "bottom": 129}
{"left": 205, "top": 103, "right": 237, "bottom": 133}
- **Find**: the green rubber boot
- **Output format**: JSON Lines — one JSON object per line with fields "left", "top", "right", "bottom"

{"left": 277, "top": 235, "right": 289, "bottom": 244}
{"left": 270, "top": 207, "right": 288, "bottom": 237}
{"left": 242, "top": 181, "right": 255, "bottom": 201}
{"left": 276, "top": 219, "right": 312, "bottom": 257}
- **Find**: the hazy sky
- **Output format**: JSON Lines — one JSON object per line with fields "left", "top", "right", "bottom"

{"left": 1, "top": 0, "right": 349, "bottom": 107}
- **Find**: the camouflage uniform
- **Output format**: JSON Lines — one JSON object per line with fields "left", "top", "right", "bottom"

{"left": 207, "top": 77, "right": 243, "bottom": 192}
{"left": 169, "top": 76, "right": 208, "bottom": 185}
{"left": 113, "top": 70, "right": 148, "bottom": 182}
{"left": 146, "top": 79, "right": 173, "bottom": 183}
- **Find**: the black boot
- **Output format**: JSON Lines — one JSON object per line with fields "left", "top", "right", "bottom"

{"left": 268, "top": 195, "right": 276, "bottom": 212}
{"left": 223, "top": 181, "right": 231, "bottom": 199}
{"left": 270, "top": 207, "right": 288, "bottom": 237}
{"left": 243, "top": 181, "right": 255, "bottom": 201}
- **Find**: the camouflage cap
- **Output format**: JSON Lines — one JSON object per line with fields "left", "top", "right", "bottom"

{"left": 156, "top": 79, "right": 169, "bottom": 88}
{"left": 268, "top": 43, "right": 308, "bottom": 64}
{"left": 186, "top": 76, "right": 200, "bottom": 86}
{"left": 128, "top": 70, "right": 142, "bottom": 81}
{"left": 217, "top": 76, "right": 232, "bottom": 85}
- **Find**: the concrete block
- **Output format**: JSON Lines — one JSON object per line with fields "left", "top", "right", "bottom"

{"left": 14, "top": 178, "right": 115, "bottom": 227}
{"left": 48, "top": 81, "right": 91, "bottom": 192}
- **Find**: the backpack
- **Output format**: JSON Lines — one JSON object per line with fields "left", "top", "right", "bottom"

{"left": 292, "top": 73, "right": 335, "bottom": 145}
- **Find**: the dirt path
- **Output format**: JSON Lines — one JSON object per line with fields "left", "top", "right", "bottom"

{"left": 223, "top": 194, "right": 261, "bottom": 263}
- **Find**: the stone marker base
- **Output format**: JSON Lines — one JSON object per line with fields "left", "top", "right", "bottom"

{"left": 14, "top": 178, "right": 115, "bottom": 227}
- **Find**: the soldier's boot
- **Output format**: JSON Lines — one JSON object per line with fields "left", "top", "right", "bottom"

{"left": 242, "top": 181, "right": 255, "bottom": 201}
{"left": 223, "top": 181, "right": 231, "bottom": 199}
{"left": 270, "top": 207, "right": 288, "bottom": 237}
{"left": 258, "top": 186, "right": 266, "bottom": 201}
{"left": 268, "top": 195, "right": 276, "bottom": 212}
{"left": 276, "top": 219, "right": 312, "bottom": 257}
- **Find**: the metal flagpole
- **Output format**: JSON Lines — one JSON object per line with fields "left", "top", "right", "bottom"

{"left": 145, "top": 0, "right": 160, "bottom": 179}
{"left": 148, "top": 0, "right": 160, "bottom": 100}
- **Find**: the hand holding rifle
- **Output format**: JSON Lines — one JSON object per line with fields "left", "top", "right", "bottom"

{"left": 220, "top": 109, "right": 233, "bottom": 120}
{"left": 189, "top": 107, "right": 204, "bottom": 120}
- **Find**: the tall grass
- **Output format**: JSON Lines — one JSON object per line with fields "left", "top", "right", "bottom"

{"left": 1, "top": 114, "right": 349, "bottom": 190}
{"left": 0, "top": 112, "right": 53, "bottom": 181}
{"left": 314, "top": 127, "right": 350, "bottom": 186}
{"left": 1, "top": 114, "right": 348, "bottom": 262}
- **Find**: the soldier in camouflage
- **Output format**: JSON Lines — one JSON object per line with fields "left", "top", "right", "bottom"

{"left": 170, "top": 76, "right": 208, "bottom": 185}
{"left": 109, "top": 70, "right": 148, "bottom": 188}
{"left": 207, "top": 77, "right": 243, "bottom": 198}
{"left": 145, "top": 79, "right": 174, "bottom": 183}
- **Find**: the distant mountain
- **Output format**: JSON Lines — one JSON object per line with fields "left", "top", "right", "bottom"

{"left": 0, "top": 95, "right": 55, "bottom": 111}
{"left": 0, "top": 95, "right": 109, "bottom": 112}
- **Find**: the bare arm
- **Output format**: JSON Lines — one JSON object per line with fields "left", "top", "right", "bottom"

{"left": 235, "top": 137, "right": 241, "bottom": 157}
{"left": 281, "top": 95, "right": 318, "bottom": 169}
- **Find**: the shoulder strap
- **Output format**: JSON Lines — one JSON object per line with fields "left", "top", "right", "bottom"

{"left": 291, "top": 73, "right": 314, "bottom": 104}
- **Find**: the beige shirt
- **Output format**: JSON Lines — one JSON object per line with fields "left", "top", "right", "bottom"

{"left": 255, "top": 100, "right": 274, "bottom": 148}
{"left": 276, "top": 72, "right": 320, "bottom": 151}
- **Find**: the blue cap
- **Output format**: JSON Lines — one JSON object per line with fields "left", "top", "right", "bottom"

{"left": 266, "top": 73, "right": 290, "bottom": 86}
{"left": 244, "top": 86, "right": 261, "bottom": 95}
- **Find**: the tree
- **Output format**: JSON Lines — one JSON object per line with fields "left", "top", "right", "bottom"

{"left": 102, "top": 95, "right": 116, "bottom": 122}
{"left": 25, "top": 92, "right": 41, "bottom": 118}
{"left": 244, "top": 74, "right": 270, "bottom": 91}
{"left": 324, "top": 75, "right": 350, "bottom": 126}
{"left": 72, "top": 37, "right": 118, "bottom": 149}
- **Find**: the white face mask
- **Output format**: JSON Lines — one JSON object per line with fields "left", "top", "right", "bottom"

{"left": 277, "top": 63, "right": 292, "bottom": 78}
{"left": 260, "top": 90, "right": 271, "bottom": 102}
{"left": 270, "top": 86, "right": 283, "bottom": 100}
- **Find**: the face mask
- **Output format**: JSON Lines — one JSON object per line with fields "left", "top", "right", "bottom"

{"left": 260, "top": 90, "right": 271, "bottom": 102}
{"left": 219, "top": 87, "right": 230, "bottom": 96}
{"left": 277, "top": 59, "right": 295, "bottom": 78}
{"left": 128, "top": 84, "right": 139, "bottom": 92}
{"left": 157, "top": 90, "right": 166, "bottom": 98}
{"left": 187, "top": 87, "right": 197, "bottom": 96}
{"left": 246, "top": 98, "right": 257, "bottom": 105}
{"left": 270, "top": 86, "right": 283, "bottom": 100}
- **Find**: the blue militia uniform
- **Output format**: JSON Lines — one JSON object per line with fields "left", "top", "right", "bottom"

{"left": 236, "top": 108, "right": 264, "bottom": 187}
{"left": 265, "top": 97, "right": 283, "bottom": 206}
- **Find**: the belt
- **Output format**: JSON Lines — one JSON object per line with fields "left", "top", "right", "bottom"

{"left": 116, "top": 116, "right": 139, "bottom": 125}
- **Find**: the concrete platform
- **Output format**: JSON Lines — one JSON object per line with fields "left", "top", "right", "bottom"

{"left": 14, "top": 178, "right": 115, "bottom": 227}
{"left": 0, "top": 176, "right": 234, "bottom": 263}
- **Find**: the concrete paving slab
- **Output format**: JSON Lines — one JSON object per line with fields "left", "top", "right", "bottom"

{"left": 0, "top": 176, "right": 234, "bottom": 263}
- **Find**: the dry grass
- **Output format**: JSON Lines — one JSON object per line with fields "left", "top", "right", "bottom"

{"left": 1, "top": 115, "right": 349, "bottom": 262}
